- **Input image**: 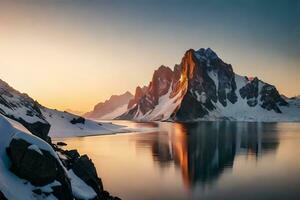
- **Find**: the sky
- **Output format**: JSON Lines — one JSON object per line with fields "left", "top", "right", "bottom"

{"left": 0, "top": 0, "right": 299, "bottom": 112}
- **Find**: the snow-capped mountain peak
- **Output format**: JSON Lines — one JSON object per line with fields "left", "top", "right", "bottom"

{"left": 118, "top": 48, "right": 300, "bottom": 122}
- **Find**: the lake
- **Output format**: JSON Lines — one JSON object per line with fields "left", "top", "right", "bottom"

{"left": 55, "top": 121, "right": 300, "bottom": 200}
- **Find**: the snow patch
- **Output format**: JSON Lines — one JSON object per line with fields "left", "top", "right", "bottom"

{"left": 67, "top": 170, "right": 97, "bottom": 200}
{"left": 28, "top": 144, "right": 43, "bottom": 155}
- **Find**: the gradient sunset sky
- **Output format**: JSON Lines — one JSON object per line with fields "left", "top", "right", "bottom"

{"left": 0, "top": 0, "right": 299, "bottom": 112}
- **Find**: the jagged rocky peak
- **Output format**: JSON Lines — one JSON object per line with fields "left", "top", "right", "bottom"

{"left": 119, "top": 47, "right": 297, "bottom": 122}
{"left": 239, "top": 77, "right": 288, "bottom": 113}
{"left": 175, "top": 47, "right": 238, "bottom": 120}
{"left": 128, "top": 86, "right": 147, "bottom": 109}
{"left": 150, "top": 65, "right": 174, "bottom": 97}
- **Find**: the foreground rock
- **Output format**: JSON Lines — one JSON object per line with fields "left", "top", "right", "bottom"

{"left": 55, "top": 147, "right": 121, "bottom": 200}
{"left": 0, "top": 113, "right": 120, "bottom": 200}
{"left": 6, "top": 138, "right": 121, "bottom": 200}
{"left": 7, "top": 138, "right": 73, "bottom": 200}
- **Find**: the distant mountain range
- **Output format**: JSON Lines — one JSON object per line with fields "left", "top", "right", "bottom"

{"left": 84, "top": 91, "right": 133, "bottom": 119}
{"left": 87, "top": 48, "right": 300, "bottom": 122}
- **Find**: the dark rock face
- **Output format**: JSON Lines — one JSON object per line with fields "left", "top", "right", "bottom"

{"left": 70, "top": 117, "right": 85, "bottom": 124}
{"left": 260, "top": 84, "right": 288, "bottom": 113}
{"left": 15, "top": 118, "right": 50, "bottom": 142}
{"left": 53, "top": 145, "right": 121, "bottom": 200}
{"left": 72, "top": 155, "right": 104, "bottom": 196}
{"left": 0, "top": 112, "right": 50, "bottom": 142}
{"left": 239, "top": 77, "right": 288, "bottom": 112}
{"left": 7, "top": 139, "right": 57, "bottom": 186}
{"left": 239, "top": 77, "right": 259, "bottom": 107}
{"left": 175, "top": 48, "right": 237, "bottom": 121}
{"left": 7, "top": 138, "right": 73, "bottom": 200}
{"left": 120, "top": 66, "right": 174, "bottom": 119}
{"left": 139, "top": 66, "right": 174, "bottom": 115}
{"left": 128, "top": 86, "right": 147, "bottom": 109}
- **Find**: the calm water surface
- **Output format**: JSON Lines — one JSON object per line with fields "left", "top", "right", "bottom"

{"left": 56, "top": 121, "right": 300, "bottom": 200}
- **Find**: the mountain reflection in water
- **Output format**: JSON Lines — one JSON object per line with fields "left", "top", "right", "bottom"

{"left": 134, "top": 122, "right": 279, "bottom": 188}
{"left": 59, "top": 121, "right": 300, "bottom": 200}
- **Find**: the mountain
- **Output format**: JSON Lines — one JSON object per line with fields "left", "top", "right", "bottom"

{"left": 0, "top": 79, "right": 124, "bottom": 139}
{"left": 84, "top": 91, "right": 133, "bottom": 119}
{"left": 118, "top": 48, "right": 300, "bottom": 122}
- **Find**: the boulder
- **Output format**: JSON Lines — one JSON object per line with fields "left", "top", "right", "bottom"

{"left": 70, "top": 117, "right": 85, "bottom": 124}
{"left": 57, "top": 141, "right": 67, "bottom": 146}
{"left": 6, "top": 138, "right": 73, "bottom": 200}
{"left": 7, "top": 139, "right": 57, "bottom": 186}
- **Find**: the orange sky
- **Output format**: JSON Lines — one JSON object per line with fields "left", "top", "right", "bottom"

{"left": 0, "top": 1, "right": 299, "bottom": 112}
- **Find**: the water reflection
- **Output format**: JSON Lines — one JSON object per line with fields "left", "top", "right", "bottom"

{"left": 134, "top": 122, "right": 279, "bottom": 188}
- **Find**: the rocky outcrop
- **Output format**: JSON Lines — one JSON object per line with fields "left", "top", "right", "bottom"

{"left": 70, "top": 117, "right": 85, "bottom": 124}
{"left": 7, "top": 138, "right": 73, "bottom": 200}
{"left": 260, "top": 84, "right": 288, "bottom": 113}
{"left": 55, "top": 146, "right": 121, "bottom": 200}
{"left": 139, "top": 66, "right": 174, "bottom": 115}
{"left": 239, "top": 77, "right": 288, "bottom": 111}
{"left": 6, "top": 137, "right": 121, "bottom": 200}
{"left": 72, "top": 155, "right": 104, "bottom": 196}
{"left": 239, "top": 77, "right": 260, "bottom": 107}
{"left": 128, "top": 86, "right": 147, "bottom": 109}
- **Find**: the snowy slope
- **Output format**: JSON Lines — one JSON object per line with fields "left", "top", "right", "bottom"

{"left": 0, "top": 79, "right": 126, "bottom": 138}
{"left": 134, "top": 87, "right": 184, "bottom": 121}
{"left": 0, "top": 114, "right": 97, "bottom": 200}
{"left": 100, "top": 103, "right": 129, "bottom": 120}
{"left": 41, "top": 107, "right": 125, "bottom": 137}
{"left": 0, "top": 79, "right": 46, "bottom": 124}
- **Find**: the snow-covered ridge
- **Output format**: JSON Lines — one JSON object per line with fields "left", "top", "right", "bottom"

{"left": 0, "top": 79, "right": 126, "bottom": 138}
{"left": 41, "top": 107, "right": 126, "bottom": 137}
